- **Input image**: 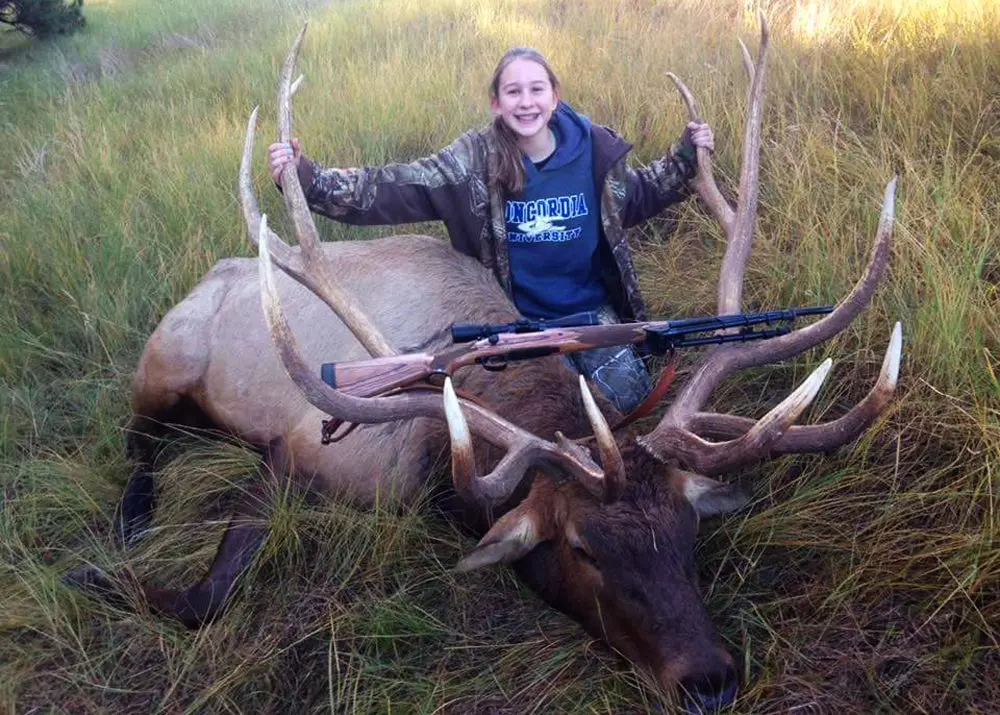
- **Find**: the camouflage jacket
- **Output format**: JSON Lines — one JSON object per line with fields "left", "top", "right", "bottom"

{"left": 295, "top": 123, "right": 697, "bottom": 322}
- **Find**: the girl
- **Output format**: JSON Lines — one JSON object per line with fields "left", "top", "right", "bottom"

{"left": 267, "top": 47, "right": 714, "bottom": 414}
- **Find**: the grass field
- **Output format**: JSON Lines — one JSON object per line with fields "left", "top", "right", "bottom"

{"left": 2, "top": 0, "right": 999, "bottom": 712}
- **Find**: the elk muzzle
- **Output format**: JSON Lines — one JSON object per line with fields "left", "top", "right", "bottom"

{"left": 669, "top": 647, "right": 739, "bottom": 713}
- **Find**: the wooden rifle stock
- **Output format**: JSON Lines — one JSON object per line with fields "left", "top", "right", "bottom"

{"left": 321, "top": 353, "right": 435, "bottom": 397}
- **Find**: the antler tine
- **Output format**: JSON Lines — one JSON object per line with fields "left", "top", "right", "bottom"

{"left": 719, "top": 177, "right": 897, "bottom": 370}
{"left": 665, "top": 14, "right": 770, "bottom": 309}
{"left": 239, "top": 106, "right": 302, "bottom": 273}
{"left": 442, "top": 377, "right": 479, "bottom": 501}
{"left": 719, "top": 14, "right": 769, "bottom": 315}
{"left": 276, "top": 24, "right": 321, "bottom": 259}
{"left": 737, "top": 38, "right": 754, "bottom": 83}
{"left": 442, "top": 378, "right": 611, "bottom": 503}
{"left": 667, "top": 72, "right": 735, "bottom": 235}
{"left": 577, "top": 376, "right": 625, "bottom": 501}
{"left": 258, "top": 219, "right": 608, "bottom": 504}
{"left": 648, "top": 17, "right": 773, "bottom": 431}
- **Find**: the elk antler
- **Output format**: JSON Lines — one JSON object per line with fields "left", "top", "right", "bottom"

{"left": 640, "top": 15, "right": 903, "bottom": 475}
{"left": 240, "top": 26, "right": 622, "bottom": 505}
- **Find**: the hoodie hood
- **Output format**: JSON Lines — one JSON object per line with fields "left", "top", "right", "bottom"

{"left": 527, "top": 101, "right": 591, "bottom": 172}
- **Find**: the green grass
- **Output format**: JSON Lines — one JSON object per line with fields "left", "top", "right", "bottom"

{"left": 2, "top": 0, "right": 999, "bottom": 712}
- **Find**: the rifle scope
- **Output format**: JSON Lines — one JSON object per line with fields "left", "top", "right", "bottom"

{"left": 451, "top": 310, "right": 602, "bottom": 343}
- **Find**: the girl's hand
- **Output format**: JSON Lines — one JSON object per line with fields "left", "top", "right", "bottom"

{"left": 685, "top": 121, "right": 714, "bottom": 153}
{"left": 268, "top": 138, "right": 301, "bottom": 183}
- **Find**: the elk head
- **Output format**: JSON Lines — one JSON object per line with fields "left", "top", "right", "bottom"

{"left": 240, "top": 18, "right": 901, "bottom": 712}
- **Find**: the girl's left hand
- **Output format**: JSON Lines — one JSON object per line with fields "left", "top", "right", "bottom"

{"left": 686, "top": 121, "right": 714, "bottom": 153}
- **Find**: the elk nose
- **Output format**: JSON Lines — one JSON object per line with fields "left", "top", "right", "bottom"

{"left": 679, "top": 661, "right": 739, "bottom": 713}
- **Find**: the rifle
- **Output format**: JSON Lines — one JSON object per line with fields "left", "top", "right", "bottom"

{"left": 319, "top": 306, "right": 834, "bottom": 398}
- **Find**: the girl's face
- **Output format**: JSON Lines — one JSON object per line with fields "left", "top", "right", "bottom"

{"left": 491, "top": 58, "right": 560, "bottom": 142}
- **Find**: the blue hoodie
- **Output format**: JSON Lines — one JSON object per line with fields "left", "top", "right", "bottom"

{"left": 504, "top": 103, "right": 607, "bottom": 319}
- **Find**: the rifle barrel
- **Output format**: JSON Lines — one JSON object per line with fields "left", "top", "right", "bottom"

{"left": 663, "top": 326, "right": 791, "bottom": 349}
{"left": 660, "top": 306, "right": 833, "bottom": 333}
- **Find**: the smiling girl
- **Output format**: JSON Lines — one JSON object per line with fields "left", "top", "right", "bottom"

{"left": 267, "top": 47, "right": 714, "bottom": 413}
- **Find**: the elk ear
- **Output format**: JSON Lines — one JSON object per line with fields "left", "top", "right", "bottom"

{"left": 455, "top": 501, "right": 549, "bottom": 573}
{"left": 678, "top": 470, "right": 750, "bottom": 519}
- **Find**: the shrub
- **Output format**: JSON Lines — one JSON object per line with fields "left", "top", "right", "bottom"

{"left": 0, "top": 0, "right": 85, "bottom": 38}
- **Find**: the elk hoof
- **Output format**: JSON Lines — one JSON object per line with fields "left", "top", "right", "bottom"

{"left": 61, "top": 565, "right": 132, "bottom": 611}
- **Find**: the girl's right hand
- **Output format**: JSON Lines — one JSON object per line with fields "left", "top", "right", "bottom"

{"left": 268, "top": 138, "right": 301, "bottom": 183}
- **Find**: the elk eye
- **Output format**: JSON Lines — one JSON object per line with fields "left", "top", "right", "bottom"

{"left": 571, "top": 543, "right": 600, "bottom": 569}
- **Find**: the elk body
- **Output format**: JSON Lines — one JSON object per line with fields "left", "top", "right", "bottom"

{"left": 66, "top": 20, "right": 902, "bottom": 712}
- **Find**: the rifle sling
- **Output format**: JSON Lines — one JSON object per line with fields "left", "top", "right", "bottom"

{"left": 609, "top": 352, "right": 680, "bottom": 432}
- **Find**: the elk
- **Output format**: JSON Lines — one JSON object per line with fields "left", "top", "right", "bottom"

{"left": 65, "top": 19, "right": 901, "bottom": 713}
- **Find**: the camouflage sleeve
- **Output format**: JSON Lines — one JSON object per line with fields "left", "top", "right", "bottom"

{"left": 619, "top": 134, "right": 698, "bottom": 229}
{"left": 296, "top": 132, "right": 479, "bottom": 226}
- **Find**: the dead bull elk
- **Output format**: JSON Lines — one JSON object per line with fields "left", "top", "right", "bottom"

{"left": 66, "top": 19, "right": 901, "bottom": 712}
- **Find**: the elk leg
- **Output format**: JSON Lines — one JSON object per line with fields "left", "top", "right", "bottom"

{"left": 114, "top": 463, "right": 157, "bottom": 548}
{"left": 141, "top": 484, "right": 271, "bottom": 628}
{"left": 65, "top": 484, "right": 271, "bottom": 627}
{"left": 116, "top": 402, "right": 220, "bottom": 547}
{"left": 113, "top": 417, "right": 163, "bottom": 547}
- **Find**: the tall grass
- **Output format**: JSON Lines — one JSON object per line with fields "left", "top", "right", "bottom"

{"left": 2, "top": 0, "right": 998, "bottom": 712}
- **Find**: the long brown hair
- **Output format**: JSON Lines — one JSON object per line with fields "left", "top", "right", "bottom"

{"left": 488, "top": 47, "right": 562, "bottom": 196}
